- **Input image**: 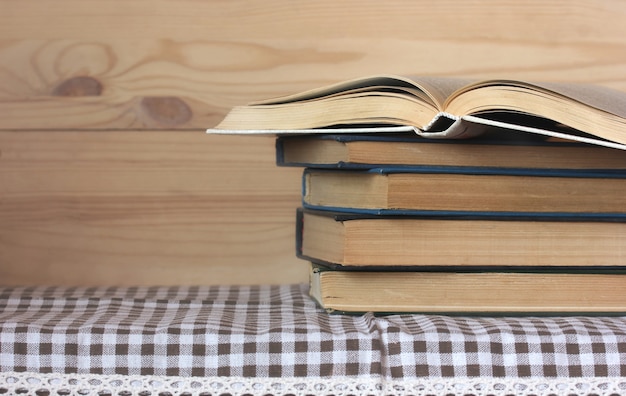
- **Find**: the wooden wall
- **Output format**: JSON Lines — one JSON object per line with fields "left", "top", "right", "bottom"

{"left": 2, "top": 1, "right": 626, "bottom": 286}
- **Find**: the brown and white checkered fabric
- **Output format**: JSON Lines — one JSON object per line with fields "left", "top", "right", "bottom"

{"left": 1, "top": 284, "right": 625, "bottom": 378}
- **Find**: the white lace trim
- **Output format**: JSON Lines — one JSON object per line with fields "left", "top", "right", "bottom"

{"left": 2, "top": 372, "right": 626, "bottom": 396}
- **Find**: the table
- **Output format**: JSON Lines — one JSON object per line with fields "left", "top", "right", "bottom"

{"left": 1, "top": 284, "right": 625, "bottom": 395}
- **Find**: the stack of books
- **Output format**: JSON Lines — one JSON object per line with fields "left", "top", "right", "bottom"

{"left": 210, "top": 75, "right": 626, "bottom": 315}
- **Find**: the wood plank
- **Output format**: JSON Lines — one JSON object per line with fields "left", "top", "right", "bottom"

{"left": 2, "top": 1, "right": 626, "bottom": 130}
{"left": 0, "top": 132, "right": 306, "bottom": 286}
{"left": 3, "top": 0, "right": 626, "bottom": 285}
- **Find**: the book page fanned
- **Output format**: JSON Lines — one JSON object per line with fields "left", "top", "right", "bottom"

{"left": 208, "top": 113, "right": 626, "bottom": 151}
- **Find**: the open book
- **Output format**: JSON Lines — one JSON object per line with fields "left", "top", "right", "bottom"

{"left": 210, "top": 75, "right": 626, "bottom": 150}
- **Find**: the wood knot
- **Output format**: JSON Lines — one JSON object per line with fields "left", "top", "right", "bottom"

{"left": 52, "top": 76, "right": 103, "bottom": 97}
{"left": 140, "top": 96, "right": 192, "bottom": 127}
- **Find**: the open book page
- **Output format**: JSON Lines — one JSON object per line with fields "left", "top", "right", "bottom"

{"left": 248, "top": 75, "right": 431, "bottom": 105}
{"left": 534, "top": 81, "right": 626, "bottom": 119}
{"left": 248, "top": 76, "right": 384, "bottom": 105}
{"left": 405, "top": 76, "right": 475, "bottom": 109}
{"left": 251, "top": 75, "right": 473, "bottom": 109}
{"left": 447, "top": 79, "right": 626, "bottom": 118}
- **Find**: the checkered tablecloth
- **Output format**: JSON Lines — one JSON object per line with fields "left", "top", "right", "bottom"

{"left": 2, "top": 284, "right": 626, "bottom": 381}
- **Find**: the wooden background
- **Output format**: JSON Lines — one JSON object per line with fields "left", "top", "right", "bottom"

{"left": 2, "top": 1, "right": 626, "bottom": 286}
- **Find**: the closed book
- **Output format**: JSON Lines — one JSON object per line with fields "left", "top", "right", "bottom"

{"left": 296, "top": 208, "right": 626, "bottom": 268}
{"left": 302, "top": 167, "right": 626, "bottom": 216}
{"left": 309, "top": 263, "right": 626, "bottom": 314}
{"left": 277, "top": 132, "right": 626, "bottom": 170}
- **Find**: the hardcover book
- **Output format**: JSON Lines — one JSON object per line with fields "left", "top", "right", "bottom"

{"left": 296, "top": 208, "right": 626, "bottom": 268}
{"left": 302, "top": 167, "right": 626, "bottom": 215}
{"left": 308, "top": 263, "right": 626, "bottom": 314}
{"left": 210, "top": 75, "right": 626, "bottom": 150}
{"left": 276, "top": 132, "right": 626, "bottom": 170}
